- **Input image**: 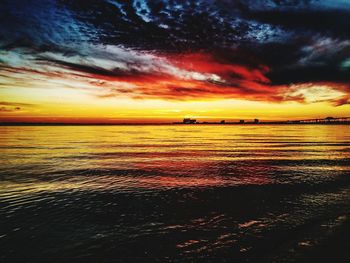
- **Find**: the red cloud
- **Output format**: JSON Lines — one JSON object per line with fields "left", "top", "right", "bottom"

{"left": 169, "top": 53, "right": 271, "bottom": 83}
{"left": 85, "top": 52, "right": 283, "bottom": 102}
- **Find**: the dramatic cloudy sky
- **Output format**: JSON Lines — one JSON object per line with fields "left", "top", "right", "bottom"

{"left": 1, "top": 0, "right": 350, "bottom": 122}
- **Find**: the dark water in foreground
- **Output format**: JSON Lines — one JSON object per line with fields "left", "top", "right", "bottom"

{"left": 1, "top": 125, "right": 350, "bottom": 262}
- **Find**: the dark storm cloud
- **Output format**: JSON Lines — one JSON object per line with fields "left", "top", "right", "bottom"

{"left": 248, "top": 8, "right": 350, "bottom": 38}
{"left": 57, "top": 0, "right": 251, "bottom": 51}
{"left": 267, "top": 65, "right": 350, "bottom": 85}
{"left": 56, "top": 0, "right": 350, "bottom": 86}
{"left": 43, "top": 58, "right": 131, "bottom": 78}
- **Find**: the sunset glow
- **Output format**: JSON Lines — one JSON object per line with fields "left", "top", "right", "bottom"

{"left": 1, "top": 1, "right": 350, "bottom": 122}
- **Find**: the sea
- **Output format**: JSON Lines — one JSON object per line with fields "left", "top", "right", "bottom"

{"left": 1, "top": 125, "right": 350, "bottom": 262}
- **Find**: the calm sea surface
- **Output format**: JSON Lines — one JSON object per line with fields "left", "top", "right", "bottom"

{"left": 1, "top": 125, "right": 350, "bottom": 262}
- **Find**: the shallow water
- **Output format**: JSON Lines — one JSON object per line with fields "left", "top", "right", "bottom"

{"left": 1, "top": 125, "right": 350, "bottom": 262}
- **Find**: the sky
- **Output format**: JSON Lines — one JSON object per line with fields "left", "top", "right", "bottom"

{"left": 1, "top": 0, "right": 350, "bottom": 123}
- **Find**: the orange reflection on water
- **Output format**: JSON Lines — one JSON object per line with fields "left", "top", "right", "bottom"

{"left": 1, "top": 124, "right": 350, "bottom": 193}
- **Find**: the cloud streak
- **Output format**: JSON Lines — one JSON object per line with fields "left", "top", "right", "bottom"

{"left": 0, "top": 101, "right": 36, "bottom": 112}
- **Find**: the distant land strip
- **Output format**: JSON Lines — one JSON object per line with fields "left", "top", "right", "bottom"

{"left": 1, "top": 117, "right": 350, "bottom": 126}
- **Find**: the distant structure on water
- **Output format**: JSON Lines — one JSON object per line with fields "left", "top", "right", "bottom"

{"left": 182, "top": 118, "right": 197, "bottom": 124}
{"left": 172, "top": 116, "right": 350, "bottom": 125}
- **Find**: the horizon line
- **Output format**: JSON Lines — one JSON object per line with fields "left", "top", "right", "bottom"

{"left": 1, "top": 117, "right": 350, "bottom": 126}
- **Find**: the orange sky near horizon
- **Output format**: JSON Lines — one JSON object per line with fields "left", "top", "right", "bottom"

{"left": 1, "top": 87, "right": 350, "bottom": 123}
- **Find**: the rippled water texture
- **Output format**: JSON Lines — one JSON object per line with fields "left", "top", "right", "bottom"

{"left": 1, "top": 125, "right": 350, "bottom": 262}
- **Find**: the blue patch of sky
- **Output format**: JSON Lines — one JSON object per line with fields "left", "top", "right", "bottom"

{"left": 0, "top": 0, "right": 103, "bottom": 70}
{"left": 133, "top": 0, "right": 152, "bottom": 22}
{"left": 311, "top": 0, "right": 350, "bottom": 9}
{"left": 0, "top": 0, "right": 97, "bottom": 50}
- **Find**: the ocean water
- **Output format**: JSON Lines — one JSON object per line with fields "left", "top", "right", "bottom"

{"left": 1, "top": 125, "right": 350, "bottom": 262}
